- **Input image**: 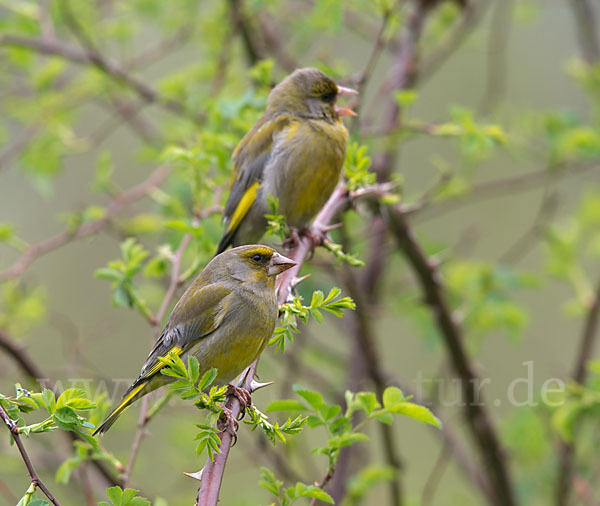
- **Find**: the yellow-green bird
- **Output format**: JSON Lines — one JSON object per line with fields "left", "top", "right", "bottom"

{"left": 216, "top": 67, "right": 357, "bottom": 254}
{"left": 93, "top": 245, "right": 295, "bottom": 435}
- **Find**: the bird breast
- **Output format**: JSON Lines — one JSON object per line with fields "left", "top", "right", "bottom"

{"left": 263, "top": 118, "right": 348, "bottom": 228}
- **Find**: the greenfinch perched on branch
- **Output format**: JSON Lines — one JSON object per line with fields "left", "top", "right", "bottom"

{"left": 216, "top": 68, "right": 357, "bottom": 254}
{"left": 94, "top": 245, "right": 295, "bottom": 435}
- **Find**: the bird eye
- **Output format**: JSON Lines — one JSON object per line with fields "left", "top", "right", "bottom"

{"left": 321, "top": 92, "right": 335, "bottom": 102}
{"left": 252, "top": 253, "right": 263, "bottom": 262}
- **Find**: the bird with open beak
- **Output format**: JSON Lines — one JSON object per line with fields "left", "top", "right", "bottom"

{"left": 216, "top": 67, "right": 357, "bottom": 254}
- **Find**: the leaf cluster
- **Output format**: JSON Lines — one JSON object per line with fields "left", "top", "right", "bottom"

{"left": 270, "top": 287, "right": 355, "bottom": 352}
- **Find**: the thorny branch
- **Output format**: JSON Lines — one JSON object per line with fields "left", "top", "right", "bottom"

{"left": 193, "top": 183, "right": 392, "bottom": 505}
{"left": 196, "top": 363, "right": 259, "bottom": 506}
{"left": 0, "top": 403, "right": 61, "bottom": 505}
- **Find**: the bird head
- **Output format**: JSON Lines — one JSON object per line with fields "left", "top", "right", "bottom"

{"left": 217, "top": 245, "right": 296, "bottom": 288}
{"left": 267, "top": 68, "right": 357, "bottom": 121}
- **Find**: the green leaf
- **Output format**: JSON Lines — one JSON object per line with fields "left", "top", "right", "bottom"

{"left": 52, "top": 407, "right": 79, "bottom": 430}
{"left": 293, "top": 387, "right": 324, "bottom": 411}
{"left": 106, "top": 486, "right": 123, "bottom": 505}
{"left": 56, "top": 388, "right": 94, "bottom": 411}
{"left": 382, "top": 387, "right": 406, "bottom": 408}
{"left": 188, "top": 356, "right": 200, "bottom": 385}
{"left": 42, "top": 389, "right": 56, "bottom": 414}
{"left": 295, "top": 483, "right": 334, "bottom": 503}
{"left": 197, "top": 368, "right": 218, "bottom": 391}
{"left": 388, "top": 402, "right": 442, "bottom": 428}
{"left": 356, "top": 392, "right": 380, "bottom": 415}
{"left": 259, "top": 467, "right": 283, "bottom": 497}
{"left": 94, "top": 267, "right": 123, "bottom": 282}
{"left": 56, "top": 457, "right": 79, "bottom": 484}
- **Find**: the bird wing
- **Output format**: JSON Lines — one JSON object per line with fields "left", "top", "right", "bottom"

{"left": 137, "top": 283, "right": 234, "bottom": 380}
{"left": 217, "top": 114, "right": 292, "bottom": 252}
{"left": 92, "top": 283, "right": 235, "bottom": 435}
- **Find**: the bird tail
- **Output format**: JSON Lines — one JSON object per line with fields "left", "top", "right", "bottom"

{"left": 93, "top": 380, "right": 148, "bottom": 436}
{"left": 215, "top": 180, "right": 260, "bottom": 256}
{"left": 215, "top": 229, "right": 235, "bottom": 256}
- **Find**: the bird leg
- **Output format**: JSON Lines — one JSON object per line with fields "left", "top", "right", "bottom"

{"left": 216, "top": 385, "right": 252, "bottom": 444}
{"left": 217, "top": 405, "right": 239, "bottom": 444}
{"left": 225, "top": 384, "right": 252, "bottom": 420}
{"left": 302, "top": 227, "right": 325, "bottom": 249}
{"left": 282, "top": 226, "right": 325, "bottom": 256}
{"left": 282, "top": 226, "right": 302, "bottom": 250}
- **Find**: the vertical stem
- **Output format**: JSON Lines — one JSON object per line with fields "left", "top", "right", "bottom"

{"left": 387, "top": 207, "right": 517, "bottom": 506}
{"left": 555, "top": 279, "right": 600, "bottom": 506}
{"left": 0, "top": 404, "right": 61, "bottom": 506}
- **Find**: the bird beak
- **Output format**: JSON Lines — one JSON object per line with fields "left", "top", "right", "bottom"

{"left": 335, "top": 85, "right": 358, "bottom": 117}
{"left": 267, "top": 253, "right": 296, "bottom": 276}
{"left": 337, "top": 85, "right": 358, "bottom": 96}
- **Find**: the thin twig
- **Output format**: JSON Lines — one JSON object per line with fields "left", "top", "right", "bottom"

{"left": 568, "top": 0, "right": 600, "bottom": 64}
{"left": 0, "top": 164, "right": 172, "bottom": 283}
{"left": 0, "top": 329, "right": 123, "bottom": 487}
{"left": 123, "top": 231, "right": 194, "bottom": 487}
{"left": 309, "top": 468, "right": 335, "bottom": 506}
{"left": 0, "top": 124, "right": 40, "bottom": 172}
{"left": 0, "top": 33, "right": 196, "bottom": 122}
{"left": 479, "top": 0, "right": 513, "bottom": 114}
{"left": 386, "top": 206, "right": 516, "bottom": 506}
{"left": 420, "top": 0, "right": 494, "bottom": 83}
{"left": 499, "top": 191, "right": 558, "bottom": 264}
{"left": 228, "top": 0, "right": 265, "bottom": 66}
{"left": 421, "top": 443, "right": 451, "bottom": 506}
{"left": 0, "top": 404, "right": 61, "bottom": 505}
{"left": 410, "top": 162, "right": 599, "bottom": 222}
{"left": 0, "top": 330, "right": 46, "bottom": 381}
{"left": 555, "top": 277, "right": 600, "bottom": 506}
{"left": 338, "top": 260, "right": 405, "bottom": 506}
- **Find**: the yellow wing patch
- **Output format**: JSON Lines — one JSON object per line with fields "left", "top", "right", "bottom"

{"left": 142, "top": 345, "right": 184, "bottom": 378}
{"left": 226, "top": 181, "right": 260, "bottom": 236}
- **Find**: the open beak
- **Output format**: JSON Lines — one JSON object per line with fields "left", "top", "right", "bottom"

{"left": 337, "top": 85, "right": 358, "bottom": 96}
{"left": 267, "top": 252, "right": 296, "bottom": 276}
{"left": 335, "top": 85, "right": 358, "bottom": 117}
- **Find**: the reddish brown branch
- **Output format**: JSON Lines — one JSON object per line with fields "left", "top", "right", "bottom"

{"left": 0, "top": 403, "right": 61, "bottom": 505}
{"left": 194, "top": 184, "right": 390, "bottom": 505}
{"left": 386, "top": 206, "right": 516, "bottom": 506}
{"left": 0, "top": 164, "right": 172, "bottom": 283}
{"left": 196, "top": 363, "right": 258, "bottom": 506}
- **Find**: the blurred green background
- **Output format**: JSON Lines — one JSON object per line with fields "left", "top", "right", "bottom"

{"left": 1, "top": 0, "right": 599, "bottom": 505}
